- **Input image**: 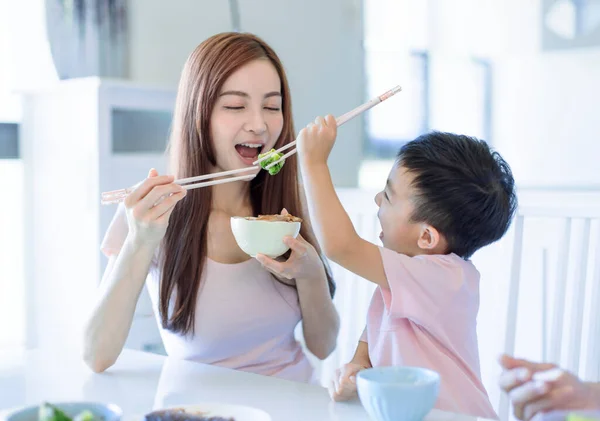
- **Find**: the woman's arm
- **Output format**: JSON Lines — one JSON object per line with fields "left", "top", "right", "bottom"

{"left": 256, "top": 233, "right": 340, "bottom": 360}
{"left": 83, "top": 236, "right": 157, "bottom": 372}
{"left": 296, "top": 267, "right": 340, "bottom": 360}
{"left": 83, "top": 170, "right": 186, "bottom": 372}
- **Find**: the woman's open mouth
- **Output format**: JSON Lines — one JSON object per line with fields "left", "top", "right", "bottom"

{"left": 235, "top": 143, "right": 264, "bottom": 165}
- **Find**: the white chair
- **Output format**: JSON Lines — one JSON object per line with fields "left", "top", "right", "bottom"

{"left": 499, "top": 204, "right": 600, "bottom": 421}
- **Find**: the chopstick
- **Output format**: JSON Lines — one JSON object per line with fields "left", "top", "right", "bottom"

{"left": 182, "top": 174, "right": 256, "bottom": 190}
{"left": 173, "top": 166, "right": 259, "bottom": 185}
{"left": 100, "top": 167, "right": 258, "bottom": 205}
{"left": 254, "top": 85, "right": 402, "bottom": 170}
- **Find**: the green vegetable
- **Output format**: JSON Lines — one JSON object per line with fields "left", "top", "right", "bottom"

{"left": 38, "top": 403, "right": 98, "bottom": 421}
{"left": 38, "top": 403, "right": 55, "bottom": 421}
{"left": 73, "top": 410, "right": 96, "bottom": 421}
{"left": 39, "top": 403, "right": 72, "bottom": 421}
{"left": 258, "top": 149, "right": 285, "bottom": 175}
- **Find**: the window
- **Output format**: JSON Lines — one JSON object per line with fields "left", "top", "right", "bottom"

{"left": 362, "top": 0, "right": 429, "bottom": 161}
{"left": 364, "top": 50, "right": 429, "bottom": 158}
{"left": 360, "top": 0, "right": 493, "bottom": 188}
{"left": 428, "top": 56, "right": 492, "bottom": 142}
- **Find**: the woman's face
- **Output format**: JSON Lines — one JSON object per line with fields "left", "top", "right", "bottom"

{"left": 210, "top": 59, "right": 284, "bottom": 174}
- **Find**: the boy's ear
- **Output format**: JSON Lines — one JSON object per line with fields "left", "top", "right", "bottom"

{"left": 417, "top": 224, "right": 441, "bottom": 250}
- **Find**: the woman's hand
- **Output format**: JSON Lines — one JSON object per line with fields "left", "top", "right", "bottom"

{"left": 499, "top": 354, "right": 600, "bottom": 420}
{"left": 255, "top": 210, "right": 326, "bottom": 284}
{"left": 124, "top": 168, "right": 187, "bottom": 246}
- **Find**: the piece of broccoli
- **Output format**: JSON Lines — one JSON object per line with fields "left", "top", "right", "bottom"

{"left": 258, "top": 149, "right": 285, "bottom": 175}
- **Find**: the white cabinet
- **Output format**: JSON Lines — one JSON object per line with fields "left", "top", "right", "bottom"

{"left": 21, "top": 77, "right": 173, "bottom": 354}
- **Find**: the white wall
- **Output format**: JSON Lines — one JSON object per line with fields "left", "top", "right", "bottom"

{"left": 126, "top": 0, "right": 365, "bottom": 187}
{"left": 0, "top": 161, "right": 25, "bottom": 349}
{"left": 127, "top": 0, "right": 232, "bottom": 88}
{"left": 494, "top": 50, "right": 600, "bottom": 186}
{"left": 484, "top": 0, "right": 600, "bottom": 187}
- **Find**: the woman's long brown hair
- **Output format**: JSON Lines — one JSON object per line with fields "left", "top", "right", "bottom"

{"left": 160, "top": 32, "right": 335, "bottom": 335}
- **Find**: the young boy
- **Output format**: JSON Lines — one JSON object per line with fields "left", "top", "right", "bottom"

{"left": 295, "top": 115, "right": 517, "bottom": 418}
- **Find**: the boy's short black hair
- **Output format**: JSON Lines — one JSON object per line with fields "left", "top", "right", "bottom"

{"left": 397, "top": 131, "right": 517, "bottom": 259}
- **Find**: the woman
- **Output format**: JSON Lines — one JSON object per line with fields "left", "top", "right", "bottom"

{"left": 83, "top": 32, "right": 340, "bottom": 383}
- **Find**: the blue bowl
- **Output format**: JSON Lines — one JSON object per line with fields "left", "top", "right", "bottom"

{"left": 357, "top": 366, "right": 440, "bottom": 421}
{"left": 5, "top": 402, "right": 122, "bottom": 421}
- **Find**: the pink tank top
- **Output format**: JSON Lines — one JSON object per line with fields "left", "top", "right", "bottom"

{"left": 101, "top": 204, "right": 314, "bottom": 383}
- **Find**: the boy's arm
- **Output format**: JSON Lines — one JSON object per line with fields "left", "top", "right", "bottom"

{"left": 351, "top": 336, "right": 372, "bottom": 368}
{"left": 301, "top": 161, "right": 389, "bottom": 289}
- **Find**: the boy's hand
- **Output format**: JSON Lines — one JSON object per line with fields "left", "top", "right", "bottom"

{"left": 296, "top": 115, "right": 337, "bottom": 167}
{"left": 329, "top": 362, "right": 368, "bottom": 402}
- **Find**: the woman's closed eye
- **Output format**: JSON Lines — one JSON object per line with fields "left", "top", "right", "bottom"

{"left": 223, "top": 105, "right": 280, "bottom": 111}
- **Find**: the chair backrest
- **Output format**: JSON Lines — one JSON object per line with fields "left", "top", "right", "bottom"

{"left": 499, "top": 204, "right": 600, "bottom": 421}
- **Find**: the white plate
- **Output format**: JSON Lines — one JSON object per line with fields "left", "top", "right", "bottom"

{"left": 146, "top": 403, "right": 271, "bottom": 421}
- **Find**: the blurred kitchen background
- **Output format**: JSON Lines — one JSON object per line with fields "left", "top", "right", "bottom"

{"left": 2, "top": 0, "right": 600, "bottom": 418}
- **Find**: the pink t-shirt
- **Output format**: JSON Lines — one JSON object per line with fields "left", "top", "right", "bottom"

{"left": 101, "top": 204, "right": 314, "bottom": 383}
{"left": 362, "top": 247, "right": 497, "bottom": 419}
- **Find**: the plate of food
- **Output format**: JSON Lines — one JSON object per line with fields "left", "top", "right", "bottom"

{"left": 143, "top": 404, "right": 271, "bottom": 421}
{"left": 230, "top": 213, "right": 302, "bottom": 258}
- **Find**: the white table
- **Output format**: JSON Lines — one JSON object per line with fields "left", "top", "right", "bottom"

{"left": 0, "top": 348, "right": 483, "bottom": 421}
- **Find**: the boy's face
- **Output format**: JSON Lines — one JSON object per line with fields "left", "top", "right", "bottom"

{"left": 374, "top": 164, "right": 423, "bottom": 256}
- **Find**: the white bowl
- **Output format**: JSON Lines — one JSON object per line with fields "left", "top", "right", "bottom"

{"left": 230, "top": 217, "right": 301, "bottom": 258}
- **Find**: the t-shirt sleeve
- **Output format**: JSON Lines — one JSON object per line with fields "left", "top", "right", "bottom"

{"left": 100, "top": 203, "right": 129, "bottom": 257}
{"left": 378, "top": 247, "right": 476, "bottom": 326}
{"left": 359, "top": 325, "right": 368, "bottom": 343}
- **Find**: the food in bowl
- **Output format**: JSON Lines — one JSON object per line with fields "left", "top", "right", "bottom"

{"left": 144, "top": 404, "right": 271, "bottom": 421}
{"left": 230, "top": 214, "right": 302, "bottom": 258}
{"left": 258, "top": 149, "right": 285, "bottom": 175}
{"left": 145, "top": 408, "right": 233, "bottom": 421}
{"left": 245, "top": 214, "right": 302, "bottom": 223}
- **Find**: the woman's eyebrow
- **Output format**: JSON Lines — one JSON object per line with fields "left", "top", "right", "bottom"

{"left": 219, "top": 90, "right": 281, "bottom": 99}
